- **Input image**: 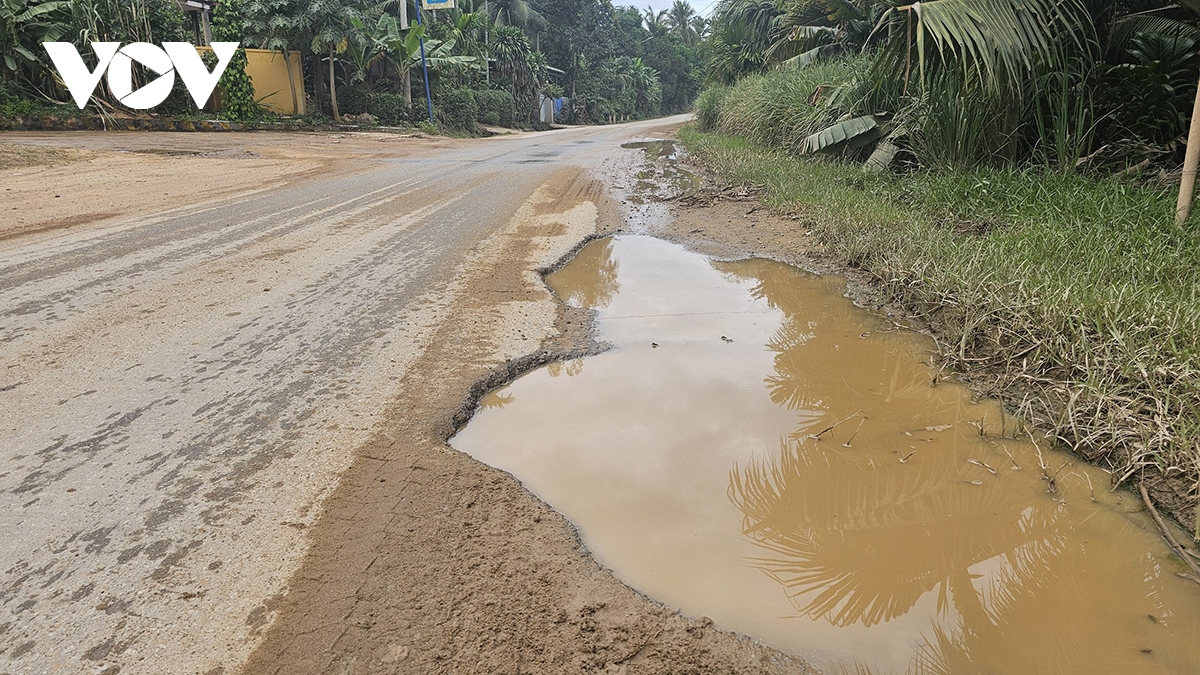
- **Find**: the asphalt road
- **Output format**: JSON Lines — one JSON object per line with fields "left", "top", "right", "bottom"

{"left": 0, "top": 116, "right": 687, "bottom": 673}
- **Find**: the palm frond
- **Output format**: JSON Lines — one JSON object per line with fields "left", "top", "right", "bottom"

{"left": 875, "top": 0, "right": 1088, "bottom": 92}
{"left": 1108, "top": 13, "right": 1200, "bottom": 56}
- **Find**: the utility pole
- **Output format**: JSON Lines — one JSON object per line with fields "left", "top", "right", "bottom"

{"left": 415, "top": 0, "right": 435, "bottom": 123}
{"left": 484, "top": 0, "right": 490, "bottom": 84}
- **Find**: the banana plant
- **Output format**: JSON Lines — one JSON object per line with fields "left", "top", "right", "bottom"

{"left": 0, "top": 0, "right": 70, "bottom": 85}
{"left": 353, "top": 14, "right": 479, "bottom": 104}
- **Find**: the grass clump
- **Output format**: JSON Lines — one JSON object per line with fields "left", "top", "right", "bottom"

{"left": 699, "top": 58, "right": 869, "bottom": 156}
{"left": 679, "top": 126, "right": 1200, "bottom": 523}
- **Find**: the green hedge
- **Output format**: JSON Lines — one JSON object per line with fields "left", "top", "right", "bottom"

{"left": 475, "top": 89, "right": 516, "bottom": 127}
{"left": 337, "top": 84, "right": 371, "bottom": 116}
{"left": 369, "top": 93, "right": 409, "bottom": 126}
{"left": 437, "top": 88, "right": 478, "bottom": 132}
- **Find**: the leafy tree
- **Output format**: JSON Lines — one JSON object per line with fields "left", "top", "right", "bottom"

{"left": 242, "top": 0, "right": 306, "bottom": 113}
{"left": 301, "top": 0, "right": 361, "bottom": 121}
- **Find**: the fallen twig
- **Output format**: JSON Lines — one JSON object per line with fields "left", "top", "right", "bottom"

{"left": 810, "top": 409, "right": 863, "bottom": 440}
{"left": 842, "top": 418, "right": 867, "bottom": 448}
{"left": 1140, "top": 482, "right": 1200, "bottom": 584}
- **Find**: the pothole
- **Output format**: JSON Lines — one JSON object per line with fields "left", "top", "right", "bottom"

{"left": 452, "top": 235, "right": 1200, "bottom": 674}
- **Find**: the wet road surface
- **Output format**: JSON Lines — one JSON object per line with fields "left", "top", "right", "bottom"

{"left": 0, "top": 118, "right": 686, "bottom": 673}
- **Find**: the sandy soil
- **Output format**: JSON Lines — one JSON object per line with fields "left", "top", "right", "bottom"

{"left": 0, "top": 131, "right": 453, "bottom": 243}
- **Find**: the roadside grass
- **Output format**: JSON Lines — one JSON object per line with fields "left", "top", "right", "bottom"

{"left": 679, "top": 126, "right": 1200, "bottom": 526}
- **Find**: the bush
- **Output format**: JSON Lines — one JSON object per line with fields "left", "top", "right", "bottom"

{"left": 410, "top": 98, "right": 431, "bottom": 123}
{"left": 705, "top": 59, "right": 865, "bottom": 156}
{"left": 437, "top": 88, "right": 477, "bottom": 132}
{"left": 475, "top": 89, "right": 516, "bottom": 127}
{"left": 693, "top": 86, "right": 729, "bottom": 131}
{"left": 203, "top": 48, "right": 265, "bottom": 122}
{"left": 337, "top": 84, "right": 371, "bottom": 116}
{"left": 369, "top": 93, "right": 410, "bottom": 126}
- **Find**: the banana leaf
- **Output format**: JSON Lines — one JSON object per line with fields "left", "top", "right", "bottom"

{"left": 800, "top": 115, "right": 881, "bottom": 154}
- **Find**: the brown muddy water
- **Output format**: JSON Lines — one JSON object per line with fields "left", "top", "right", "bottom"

{"left": 451, "top": 235, "right": 1200, "bottom": 674}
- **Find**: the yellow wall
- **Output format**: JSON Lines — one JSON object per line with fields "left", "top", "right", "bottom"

{"left": 195, "top": 47, "right": 305, "bottom": 115}
{"left": 243, "top": 49, "right": 304, "bottom": 115}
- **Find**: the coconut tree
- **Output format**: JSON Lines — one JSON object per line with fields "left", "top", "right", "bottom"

{"left": 706, "top": 0, "right": 781, "bottom": 83}
{"left": 643, "top": 5, "right": 667, "bottom": 30}
{"left": 489, "top": 0, "right": 545, "bottom": 31}
{"left": 666, "top": 0, "right": 700, "bottom": 45}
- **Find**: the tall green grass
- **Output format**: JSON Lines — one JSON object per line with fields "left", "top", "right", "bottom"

{"left": 697, "top": 58, "right": 870, "bottom": 156}
{"left": 679, "top": 126, "right": 1200, "bottom": 518}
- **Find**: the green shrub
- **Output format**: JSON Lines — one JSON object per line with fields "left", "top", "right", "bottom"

{"left": 437, "top": 88, "right": 478, "bottom": 132}
{"left": 370, "top": 93, "right": 410, "bottom": 126}
{"left": 202, "top": 48, "right": 263, "bottom": 122}
{"left": 475, "top": 89, "right": 516, "bottom": 127}
{"left": 338, "top": 84, "right": 370, "bottom": 116}
{"left": 708, "top": 59, "right": 865, "bottom": 156}
{"left": 693, "top": 86, "right": 729, "bottom": 131}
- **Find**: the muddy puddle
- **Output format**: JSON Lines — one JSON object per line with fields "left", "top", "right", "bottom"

{"left": 451, "top": 235, "right": 1200, "bottom": 674}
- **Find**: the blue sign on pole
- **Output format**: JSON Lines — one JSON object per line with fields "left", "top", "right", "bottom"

{"left": 421, "top": 0, "right": 455, "bottom": 8}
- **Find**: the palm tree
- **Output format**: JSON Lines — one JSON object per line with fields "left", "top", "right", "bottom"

{"left": 706, "top": 0, "right": 780, "bottom": 83}
{"left": 489, "top": 0, "right": 545, "bottom": 31}
{"left": 491, "top": 24, "right": 542, "bottom": 120}
{"left": 643, "top": 5, "right": 667, "bottom": 30}
{"left": 666, "top": 0, "right": 699, "bottom": 45}
{"left": 868, "top": 0, "right": 1084, "bottom": 94}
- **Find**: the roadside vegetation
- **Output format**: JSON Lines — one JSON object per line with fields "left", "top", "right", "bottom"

{"left": 1, "top": 0, "right": 705, "bottom": 130}
{"left": 687, "top": 0, "right": 1200, "bottom": 526}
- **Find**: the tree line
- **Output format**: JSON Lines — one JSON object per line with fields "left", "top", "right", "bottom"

{"left": 1, "top": 0, "right": 707, "bottom": 129}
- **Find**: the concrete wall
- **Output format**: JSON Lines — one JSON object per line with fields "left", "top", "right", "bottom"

{"left": 196, "top": 47, "right": 305, "bottom": 115}
{"left": 244, "top": 49, "right": 304, "bottom": 115}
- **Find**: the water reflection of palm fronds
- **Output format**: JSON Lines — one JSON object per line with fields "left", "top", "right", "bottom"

{"left": 765, "top": 317, "right": 819, "bottom": 413}
{"left": 729, "top": 437, "right": 1067, "bottom": 630}
{"left": 547, "top": 358, "right": 585, "bottom": 378}
{"left": 712, "top": 258, "right": 819, "bottom": 317}
{"left": 480, "top": 391, "right": 515, "bottom": 408}
{"left": 557, "top": 239, "right": 620, "bottom": 310}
